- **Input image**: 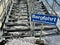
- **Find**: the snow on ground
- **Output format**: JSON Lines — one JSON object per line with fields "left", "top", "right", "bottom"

{"left": 24, "top": 37, "right": 37, "bottom": 44}
{"left": 5, "top": 35, "right": 60, "bottom": 45}
{"left": 44, "top": 35, "right": 60, "bottom": 45}
{"left": 5, "top": 37, "right": 38, "bottom": 45}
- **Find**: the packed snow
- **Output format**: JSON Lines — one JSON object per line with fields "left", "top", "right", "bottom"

{"left": 44, "top": 35, "right": 60, "bottom": 45}
{"left": 5, "top": 37, "right": 38, "bottom": 45}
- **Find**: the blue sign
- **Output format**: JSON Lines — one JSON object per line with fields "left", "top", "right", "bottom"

{"left": 31, "top": 14, "right": 58, "bottom": 25}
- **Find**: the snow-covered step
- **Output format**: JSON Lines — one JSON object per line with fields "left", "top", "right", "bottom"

{"left": 21, "top": 9, "right": 27, "bottom": 12}
{"left": 14, "top": 13, "right": 21, "bottom": 16}
{"left": 5, "top": 23, "right": 29, "bottom": 27}
{"left": 20, "top": 16, "right": 28, "bottom": 19}
{"left": 19, "top": 16, "right": 28, "bottom": 19}
{"left": 20, "top": 16, "right": 28, "bottom": 18}
{"left": 20, "top": 3, "right": 27, "bottom": 6}
{"left": 21, "top": 12, "right": 27, "bottom": 15}
{"left": 12, "top": 9, "right": 21, "bottom": 11}
{"left": 20, "top": 7, "right": 27, "bottom": 10}
{"left": 9, "top": 15, "right": 20, "bottom": 19}
{"left": 5, "top": 38, "right": 37, "bottom": 45}
{"left": 35, "top": 30, "right": 57, "bottom": 36}
{"left": 3, "top": 28, "right": 30, "bottom": 32}
{"left": 5, "top": 21, "right": 29, "bottom": 25}
{"left": 19, "top": 19, "right": 28, "bottom": 22}
{"left": 13, "top": 26, "right": 29, "bottom": 29}
{"left": 19, "top": 18, "right": 29, "bottom": 20}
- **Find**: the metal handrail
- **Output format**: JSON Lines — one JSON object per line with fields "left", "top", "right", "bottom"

{"left": 45, "top": 0, "right": 58, "bottom": 15}
{"left": 54, "top": 0, "right": 60, "bottom": 7}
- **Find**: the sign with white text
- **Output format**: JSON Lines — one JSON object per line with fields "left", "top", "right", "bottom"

{"left": 31, "top": 14, "right": 58, "bottom": 25}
